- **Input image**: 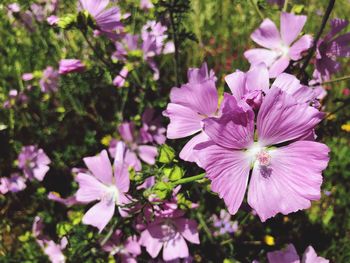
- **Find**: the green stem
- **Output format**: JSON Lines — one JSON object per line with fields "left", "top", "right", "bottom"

{"left": 311, "top": 75, "right": 350, "bottom": 86}
{"left": 249, "top": 0, "right": 264, "bottom": 21}
{"left": 196, "top": 211, "right": 214, "bottom": 242}
{"left": 171, "top": 173, "right": 206, "bottom": 186}
{"left": 100, "top": 219, "right": 118, "bottom": 246}
{"left": 283, "top": 0, "right": 289, "bottom": 11}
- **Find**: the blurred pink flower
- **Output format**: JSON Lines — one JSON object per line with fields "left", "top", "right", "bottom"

{"left": 140, "top": 108, "right": 166, "bottom": 145}
{"left": 40, "top": 66, "right": 59, "bottom": 93}
{"left": 18, "top": 145, "right": 51, "bottom": 181}
{"left": 58, "top": 59, "right": 85, "bottom": 75}
{"left": 0, "top": 173, "right": 27, "bottom": 194}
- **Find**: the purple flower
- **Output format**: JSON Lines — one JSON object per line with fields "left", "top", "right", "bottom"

{"left": 195, "top": 85, "right": 329, "bottom": 221}
{"left": 3, "top": 89, "right": 28, "bottom": 108}
{"left": 79, "top": 0, "right": 124, "bottom": 35}
{"left": 32, "top": 216, "right": 67, "bottom": 263}
{"left": 47, "top": 15, "right": 59, "bottom": 25}
{"left": 18, "top": 146, "right": 51, "bottom": 181}
{"left": 22, "top": 73, "right": 34, "bottom": 81}
{"left": 8, "top": 3, "right": 20, "bottom": 13}
{"left": 163, "top": 62, "right": 218, "bottom": 163}
{"left": 109, "top": 122, "right": 158, "bottom": 172}
{"left": 102, "top": 230, "right": 141, "bottom": 263}
{"left": 244, "top": 12, "right": 313, "bottom": 78}
{"left": 315, "top": 19, "right": 350, "bottom": 80}
{"left": 267, "top": 244, "right": 329, "bottom": 263}
{"left": 58, "top": 59, "right": 86, "bottom": 75}
{"left": 140, "top": 108, "right": 166, "bottom": 145}
{"left": 211, "top": 210, "right": 238, "bottom": 236}
{"left": 140, "top": 0, "right": 154, "bottom": 10}
{"left": 48, "top": 192, "right": 80, "bottom": 206}
{"left": 0, "top": 173, "right": 27, "bottom": 194}
{"left": 75, "top": 143, "right": 131, "bottom": 232}
{"left": 39, "top": 66, "right": 59, "bottom": 93}
{"left": 139, "top": 212, "right": 200, "bottom": 261}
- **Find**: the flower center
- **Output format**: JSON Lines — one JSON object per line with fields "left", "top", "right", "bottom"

{"left": 256, "top": 150, "right": 271, "bottom": 166}
{"left": 101, "top": 185, "right": 119, "bottom": 205}
{"left": 277, "top": 44, "right": 290, "bottom": 57}
{"left": 247, "top": 142, "right": 271, "bottom": 167}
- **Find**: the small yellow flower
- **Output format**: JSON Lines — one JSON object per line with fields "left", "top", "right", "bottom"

{"left": 101, "top": 135, "right": 112, "bottom": 146}
{"left": 341, "top": 123, "right": 350, "bottom": 132}
{"left": 264, "top": 235, "right": 275, "bottom": 246}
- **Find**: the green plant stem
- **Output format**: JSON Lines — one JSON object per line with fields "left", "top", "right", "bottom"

{"left": 299, "top": 0, "right": 335, "bottom": 81}
{"left": 100, "top": 219, "right": 118, "bottom": 246}
{"left": 196, "top": 211, "right": 214, "bottom": 242}
{"left": 283, "top": 0, "right": 289, "bottom": 11}
{"left": 311, "top": 75, "right": 350, "bottom": 86}
{"left": 171, "top": 173, "right": 206, "bottom": 186}
{"left": 249, "top": 0, "right": 264, "bottom": 21}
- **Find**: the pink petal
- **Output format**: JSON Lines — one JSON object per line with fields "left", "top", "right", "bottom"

{"left": 140, "top": 229, "right": 163, "bottom": 258}
{"left": 196, "top": 142, "right": 251, "bottom": 214}
{"left": 203, "top": 94, "right": 254, "bottom": 150}
{"left": 268, "top": 56, "right": 290, "bottom": 78}
{"left": 32, "top": 165, "right": 50, "bottom": 181}
{"left": 257, "top": 88, "right": 323, "bottom": 146}
{"left": 280, "top": 12, "right": 307, "bottom": 46}
{"left": 80, "top": 0, "right": 109, "bottom": 17}
{"left": 289, "top": 35, "right": 313, "bottom": 60}
{"left": 163, "top": 103, "right": 202, "bottom": 139}
{"left": 113, "top": 142, "right": 130, "bottom": 192}
{"left": 118, "top": 122, "right": 134, "bottom": 143}
{"left": 247, "top": 141, "right": 330, "bottom": 221}
{"left": 179, "top": 132, "right": 209, "bottom": 163}
{"left": 163, "top": 234, "right": 189, "bottom": 261}
{"left": 267, "top": 244, "right": 300, "bottom": 263}
{"left": 83, "top": 150, "right": 113, "bottom": 184}
{"left": 138, "top": 145, "right": 158, "bottom": 165}
{"left": 82, "top": 200, "right": 115, "bottom": 232}
{"left": 246, "top": 63, "right": 270, "bottom": 93}
{"left": 244, "top": 48, "right": 279, "bottom": 68}
{"left": 174, "top": 218, "right": 200, "bottom": 244}
{"left": 251, "top": 18, "right": 281, "bottom": 49}
{"left": 75, "top": 173, "right": 107, "bottom": 202}
{"left": 225, "top": 70, "right": 246, "bottom": 101}
{"left": 302, "top": 246, "right": 329, "bottom": 263}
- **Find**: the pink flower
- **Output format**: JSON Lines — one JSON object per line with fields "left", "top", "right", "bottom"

{"left": 267, "top": 244, "right": 329, "bottom": 263}
{"left": 140, "top": 108, "right": 166, "bottom": 145}
{"left": 163, "top": 62, "right": 218, "bottom": 162}
{"left": 47, "top": 15, "right": 59, "bottom": 25}
{"left": 315, "top": 18, "right": 350, "bottom": 80}
{"left": 58, "top": 59, "right": 85, "bottom": 75}
{"left": 244, "top": 12, "right": 313, "bottom": 78}
{"left": 113, "top": 66, "right": 128, "bottom": 88}
{"left": 0, "top": 173, "right": 26, "bottom": 194}
{"left": 139, "top": 212, "right": 200, "bottom": 261}
{"left": 140, "top": 0, "right": 154, "bottom": 10}
{"left": 39, "top": 66, "right": 59, "bottom": 93}
{"left": 32, "top": 216, "right": 67, "bottom": 263}
{"left": 22, "top": 73, "right": 34, "bottom": 81}
{"left": 75, "top": 143, "right": 131, "bottom": 232}
{"left": 79, "top": 0, "right": 124, "bottom": 34}
{"left": 211, "top": 210, "right": 238, "bottom": 236}
{"left": 109, "top": 122, "right": 158, "bottom": 171}
{"left": 48, "top": 192, "right": 80, "bottom": 206}
{"left": 102, "top": 230, "right": 141, "bottom": 263}
{"left": 196, "top": 85, "right": 329, "bottom": 221}
{"left": 18, "top": 145, "right": 51, "bottom": 181}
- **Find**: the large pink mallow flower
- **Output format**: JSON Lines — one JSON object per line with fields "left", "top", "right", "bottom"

{"left": 102, "top": 229, "right": 141, "bottom": 263}
{"left": 195, "top": 86, "right": 329, "bottom": 221}
{"left": 315, "top": 18, "right": 350, "bottom": 80}
{"left": 79, "top": 0, "right": 124, "bottom": 34}
{"left": 139, "top": 211, "right": 200, "bottom": 261}
{"left": 32, "top": 216, "right": 67, "bottom": 263}
{"left": 58, "top": 59, "right": 85, "bottom": 75}
{"left": 244, "top": 12, "right": 313, "bottom": 78}
{"left": 39, "top": 66, "right": 59, "bottom": 93}
{"left": 75, "top": 143, "right": 131, "bottom": 232}
{"left": 109, "top": 122, "right": 158, "bottom": 172}
{"left": 267, "top": 243, "right": 329, "bottom": 263}
{"left": 18, "top": 145, "right": 51, "bottom": 181}
{"left": 163, "top": 62, "right": 218, "bottom": 162}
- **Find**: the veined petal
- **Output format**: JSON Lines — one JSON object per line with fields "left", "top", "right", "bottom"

{"left": 75, "top": 173, "right": 107, "bottom": 203}
{"left": 82, "top": 200, "right": 115, "bottom": 232}
{"left": 83, "top": 150, "right": 113, "bottom": 184}
{"left": 225, "top": 70, "right": 246, "bottom": 101}
{"left": 251, "top": 18, "right": 281, "bottom": 49}
{"left": 163, "top": 234, "right": 189, "bottom": 261}
{"left": 280, "top": 12, "right": 307, "bottom": 46}
{"left": 80, "top": 0, "right": 109, "bottom": 17}
{"left": 140, "top": 228, "right": 163, "bottom": 258}
{"left": 174, "top": 218, "right": 200, "bottom": 244}
{"left": 163, "top": 103, "right": 202, "bottom": 139}
{"left": 244, "top": 48, "right": 279, "bottom": 68}
{"left": 203, "top": 94, "right": 254, "bottom": 149}
{"left": 268, "top": 56, "right": 290, "bottom": 78}
{"left": 246, "top": 63, "right": 270, "bottom": 93}
{"left": 289, "top": 35, "right": 313, "bottom": 60}
{"left": 138, "top": 145, "right": 158, "bottom": 165}
{"left": 247, "top": 141, "right": 330, "bottom": 222}
{"left": 257, "top": 88, "right": 323, "bottom": 146}
{"left": 179, "top": 132, "right": 209, "bottom": 163}
{"left": 267, "top": 244, "right": 300, "bottom": 263}
{"left": 196, "top": 142, "right": 251, "bottom": 215}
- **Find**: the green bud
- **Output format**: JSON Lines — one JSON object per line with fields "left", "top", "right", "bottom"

{"left": 57, "top": 14, "right": 77, "bottom": 29}
{"left": 153, "top": 181, "right": 172, "bottom": 199}
{"left": 164, "top": 165, "right": 184, "bottom": 181}
{"left": 57, "top": 222, "right": 73, "bottom": 237}
{"left": 158, "top": 144, "right": 175, "bottom": 164}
